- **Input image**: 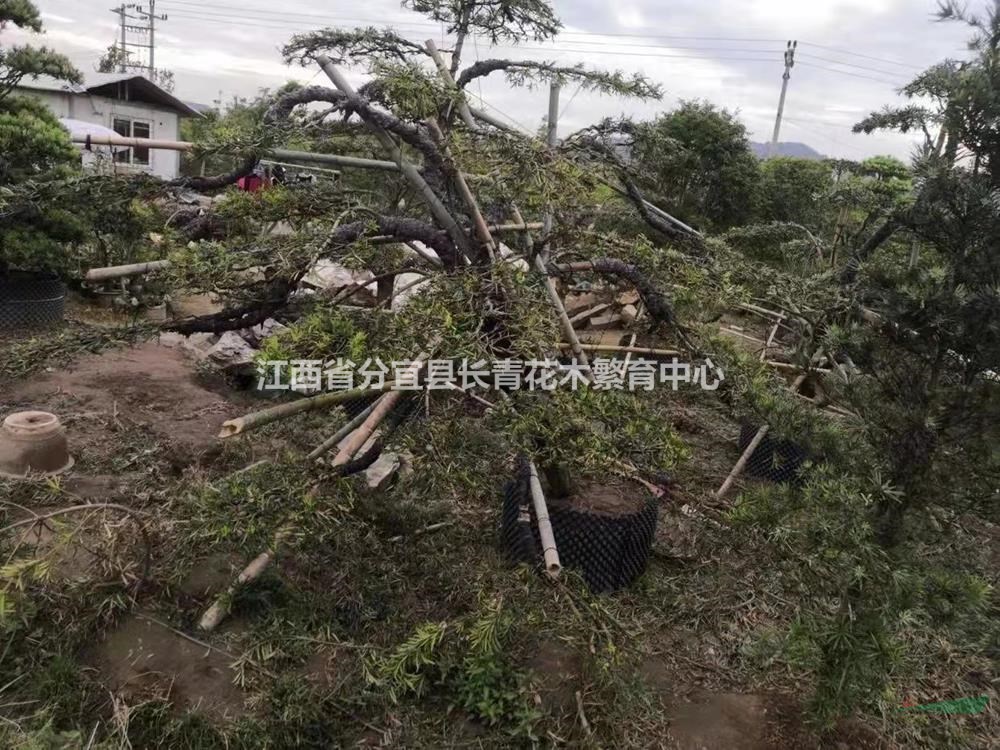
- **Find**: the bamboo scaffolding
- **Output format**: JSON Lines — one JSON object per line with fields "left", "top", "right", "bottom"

{"left": 527, "top": 461, "right": 561, "bottom": 578}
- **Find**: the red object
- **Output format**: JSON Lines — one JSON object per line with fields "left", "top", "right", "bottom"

{"left": 237, "top": 175, "right": 266, "bottom": 193}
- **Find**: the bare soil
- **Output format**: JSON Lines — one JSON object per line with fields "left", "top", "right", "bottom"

{"left": 1, "top": 342, "right": 244, "bottom": 464}
{"left": 86, "top": 614, "right": 247, "bottom": 722}
{"left": 550, "top": 478, "right": 648, "bottom": 517}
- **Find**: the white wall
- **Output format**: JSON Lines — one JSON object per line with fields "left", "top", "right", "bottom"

{"left": 17, "top": 88, "right": 183, "bottom": 180}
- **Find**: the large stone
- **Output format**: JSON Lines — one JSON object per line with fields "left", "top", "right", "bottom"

{"left": 391, "top": 273, "right": 432, "bottom": 312}
{"left": 205, "top": 332, "right": 257, "bottom": 371}
{"left": 364, "top": 451, "right": 401, "bottom": 491}
{"left": 241, "top": 318, "right": 288, "bottom": 347}
{"left": 179, "top": 332, "right": 219, "bottom": 359}
{"left": 301, "top": 260, "right": 376, "bottom": 304}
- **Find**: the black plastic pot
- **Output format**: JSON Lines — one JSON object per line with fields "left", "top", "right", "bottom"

{"left": 500, "top": 460, "right": 659, "bottom": 593}
{"left": 0, "top": 272, "right": 66, "bottom": 330}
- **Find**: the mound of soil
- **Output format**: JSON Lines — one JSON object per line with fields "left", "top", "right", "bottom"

{"left": 548, "top": 478, "right": 647, "bottom": 517}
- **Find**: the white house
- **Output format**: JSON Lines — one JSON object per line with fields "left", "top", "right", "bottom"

{"left": 15, "top": 73, "right": 200, "bottom": 180}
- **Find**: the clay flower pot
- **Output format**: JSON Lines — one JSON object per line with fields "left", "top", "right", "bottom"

{"left": 0, "top": 411, "right": 74, "bottom": 478}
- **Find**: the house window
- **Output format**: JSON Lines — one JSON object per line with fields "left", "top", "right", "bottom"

{"left": 112, "top": 117, "right": 151, "bottom": 166}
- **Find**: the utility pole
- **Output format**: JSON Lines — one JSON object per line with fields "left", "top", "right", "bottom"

{"left": 767, "top": 40, "right": 797, "bottom": 158}
{"left": 109, "top": 2, "right": 166, "bottom": 80}
{"left": 135, "top": 0, "right": 167, "bottom": 79}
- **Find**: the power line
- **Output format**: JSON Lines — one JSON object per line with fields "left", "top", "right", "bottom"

{"left": 798, "top": 40, "right": 924, "bottom": 70}
{"left": 797, "top": 52, "right": 911, "bottom": 80}
{"left": 796, "top": 62, "right": 903, "bottom": 86}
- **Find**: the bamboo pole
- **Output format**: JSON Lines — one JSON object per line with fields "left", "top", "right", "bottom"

{"left": 218, "top": 383, "right": 395, "bottom": 438}
{"left": 510, "top": 205, "right": 591, "bottom": 370}
{"left": 200, "top": 353, "right": 435, "bottom": 632}
{"left": 425, "top": 117, "right": 496, "bottom": 261}
{"left": 556, "top": 342, "right": 682, "bottom": 357}
{"left": 760, "top": 316, "right": 785, "bottom": 361}
{"left": 84, "top": 259, "right": 171, "bottom": 282}
{"left": 306, "top": 400, "right": 380, "bottom": 461}
{"left": 425, "top": 39, "right": 478, "bottom": 131}
{"left": 715, "top": 425, "right": 769, "bottom": 500}
{"left": 316, "top": 55, "right": 475, "bottom": 264}
{"left": 567, "top": 303, "right": 610, "bottom": 325}
{"left": 527, "top": 462, "right": 561, "bottom": 578}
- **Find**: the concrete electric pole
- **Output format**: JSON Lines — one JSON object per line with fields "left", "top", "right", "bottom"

{"left": 767, "top": 40, "right": 797, "bottom": 158}
{"left": 109, "top": 2, "right": 167, "bottom": 79}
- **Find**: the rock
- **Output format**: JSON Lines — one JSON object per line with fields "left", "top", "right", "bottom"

{"left": 588, "top": 313, "right": 624, "bottom": 330}
{"left": 301, "top": 260, "right": 376, "bottom": 304}
{"left": 621, "top": 304, "right": 639, "bottom": 324}
{"left": 391, "top": 273, "right": 432, "bottom": 312}
{"left": 180, "top": 332, "right": 219, "bottom": 359}
{"left": 241, "top": 318, "right": 288, "bottom": 347}
{"left": 205, "top": 332, "right": 257, "bottom": 371}
{"left": 364, "top": 451, "right": 401, "bottom": 491}
{"left": 617, "top": 289, "right": 640, "bottom": 306}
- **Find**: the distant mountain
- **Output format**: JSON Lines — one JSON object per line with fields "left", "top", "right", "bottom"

{"left": 750, "top": 141, "right": 825, "bottom": 160}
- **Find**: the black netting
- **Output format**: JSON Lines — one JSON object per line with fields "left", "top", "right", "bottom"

{"left": 0, "top": 273, "right": 66, "bottom": 330}
{"left": 500, "top": 459, "right": 659, "bottom": 593}
{"left": 738, "top": 423, "right": 808, "bottom": 484}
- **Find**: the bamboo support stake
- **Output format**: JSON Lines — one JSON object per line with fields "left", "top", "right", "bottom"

{"left": 510, "top": 206, "right": 591, "bottom": 370}
{"left": 760, "top": 316, "right": 784, "bottom": 361}
{"left": 715, "top": 425, "right": 770, "bottom": 500}
{"left": 306, "top": 400, "right": 380, "bottom": 460}
{"left": 316, "top": 55, "right": 475, "bottom": 264}
{"left": 199, "top": 351, "right": 436, "bottom": 632}
{"left": 425, "top": 39, "right": 478, "bottom": 131}
{"left": 425, "top": 117, "right": 496, "bottom": 261}
{"left": 198, "top": 527, "right": 292, "bottom": 631}
{"left": 527, "top": 462, "right": 561, "bottom": 578}
{"left": 218, "top": 383, "right": 395, "bottom": 438}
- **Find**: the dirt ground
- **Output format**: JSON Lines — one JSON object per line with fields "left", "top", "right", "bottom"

{"left": 1, "top": 340, "right": 244, "bottom": 470}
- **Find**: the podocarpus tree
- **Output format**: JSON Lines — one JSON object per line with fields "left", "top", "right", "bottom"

{"left": 727, "top": 2, "right": 1000, "bottom": 727}
{"left": 0, "top": 0, "right": 83, "bottom": 272}
{"left": 163, "top": 0, "right": 705, "bottom": 495}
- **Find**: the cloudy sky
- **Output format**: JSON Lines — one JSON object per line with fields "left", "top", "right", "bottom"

{"left": 7, "top": 0, "right": 979, "bottom": 159}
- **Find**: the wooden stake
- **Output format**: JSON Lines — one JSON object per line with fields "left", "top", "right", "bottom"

{"left": 527, "top": 461, "right": 561, "bottom": 578}
{"left": 714, "top": 425, "right": 769, "bottom": 500}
